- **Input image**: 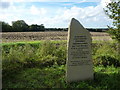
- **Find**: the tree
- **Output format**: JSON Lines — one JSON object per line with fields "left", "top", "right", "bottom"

{"left": 39, "top": 24, "right": 45, "bottom": 31}
{"left": 12, "top": 20, "right": 29, "bottom": 32}
{"left": 29, "top": 24, "right": 38, "bottom": 31}
{"left": 0, "top": 21, "right": 12, "bottom": 32}
{"left": 104, "top": 0, "right": 120, "bottom": 58}
{"left": 105, "top": 0, "right": 120, "bottom": 42}
{"left": 29, "top": 24, "right": 45, "bottom": 31}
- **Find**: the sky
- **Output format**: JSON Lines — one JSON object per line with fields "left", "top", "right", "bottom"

{"left": 0, "top": 0, "right": 112, "bottom": 28}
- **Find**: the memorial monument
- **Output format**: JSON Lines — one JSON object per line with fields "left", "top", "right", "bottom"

{"left": 66, "top": 18, "right": 93, "bottom": 82}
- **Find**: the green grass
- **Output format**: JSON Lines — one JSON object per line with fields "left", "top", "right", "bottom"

{"left": 1, "top": 40, "right": 115, "bottom": 45}
{"left": 2, "top": 40, "right": 120, "bottom": 70}
{"left": 3, "top": 65, "right": 120, "bottom": 89}
{"left": 1, "top": 40, "right": 67, "bottom": 46}
{"left": 2, "top": 40, "right": 120, "bottom": 88}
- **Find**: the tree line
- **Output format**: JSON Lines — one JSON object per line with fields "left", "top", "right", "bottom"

{"left": 1, "top": 20, "right": 45, "bottom": 32}
{"left": 1, "top": 20, "right": 109, "bottom": 32}
{"left": 1, "top": 20, "right": 69, "bottom": 32}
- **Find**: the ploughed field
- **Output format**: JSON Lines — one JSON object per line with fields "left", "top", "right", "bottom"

{"left": 1, "top": 31, "right": 112, "bottom": 42}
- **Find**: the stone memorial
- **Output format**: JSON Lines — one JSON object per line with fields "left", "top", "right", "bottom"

{"left": 66, "top": 18, "right": 93, "bottom": 82}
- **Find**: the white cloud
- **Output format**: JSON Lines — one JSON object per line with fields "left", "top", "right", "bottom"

{"left": 101, "top": 0, "right": 111, "bottom": 8}
{"left": 27, "top": 3, "right": 112, "bottom": 28}
{"left": 0, "top": 0, "right": 68, "bottom": 2}
{"left": 0, "top": 0, "right": 102, "bottom": 2}
{"left": 30, "top": 5, "right": 47, "bottom": 15}
{"left": 69, "top": 0, "right": 101, "bottom": 3}
{"left": 0, "top": 2, "right": 28, "bottom": 24}
{"left": 0, "top": 0, "right": 113, "bottom": 28}
{"left": 0, "top": 2, "right": 10, "bottom": 9}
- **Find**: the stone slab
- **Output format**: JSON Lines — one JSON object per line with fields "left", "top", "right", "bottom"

{"left": 66, "top": 18, "right": 94, "bottom": 82}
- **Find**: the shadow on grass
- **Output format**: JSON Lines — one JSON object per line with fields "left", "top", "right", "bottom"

{"left": 93, "top": 72, "right": 120, "bottom": 89}
{"left": 67, "top": 72, "right": 120, "bottom": 89}
{"left": 2, "top": 67, "right": 120, "bottom": 89}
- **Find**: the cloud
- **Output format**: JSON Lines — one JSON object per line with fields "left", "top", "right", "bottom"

{"left": 0, "top": 0, "right": 102, "bottom": 2}
{"left": 52, "top": 5, "right": 107, "bottom": 27}
{"left": 28, "top": 3, "right": 112, "bottom": 28}
{"left": 30, "top": 5, "right": 47, "bottom": 15}
{"left": 101, "top": 0, "right": 111, "bottom": 8}
{"left": 0, "top": 0, "right": 68, "bottom": 2}
{"left": 50, "top": 0, "right": 112, "bottom": 28}
{"left": 0, "top": 0, "right": 113, "bottom": 28}
{"left": 0, "top": 2, "right": 10, "bottom": 9}
{"left": 69, "top": 0, "right": 101, "bottom": 3}
{"left": 0, "top": 2, "right": 28, "bottom": 24}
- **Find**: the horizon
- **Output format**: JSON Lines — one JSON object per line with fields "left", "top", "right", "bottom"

{"left": 0, "top": 0, "right": 112, "bottom": 28}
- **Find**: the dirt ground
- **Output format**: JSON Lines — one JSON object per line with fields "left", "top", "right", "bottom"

{"left": 1, "top": 31, "right": 112, "bottom": 43}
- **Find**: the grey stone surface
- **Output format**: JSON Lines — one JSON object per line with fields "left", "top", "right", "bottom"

{"left": 66, "top": 18, "right": 93, "bottom": 82}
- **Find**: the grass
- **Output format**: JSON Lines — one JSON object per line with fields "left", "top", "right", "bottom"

{"left": 2, "top": 40, "right": 120, "bottom": 70}
{"left": 2, "top": 40, "right": 120, "bottom": 89}
{"left": 1, "top": 40, "right": 67, "bottom": 46}
{"left": 2, "top": 40, "right": 67, "bottom": 75}
{"left": 3, "top": 65, "right": 120, "bottom": 89}
{"left": 1, "top": 39, "right": 116, "bottom": 46}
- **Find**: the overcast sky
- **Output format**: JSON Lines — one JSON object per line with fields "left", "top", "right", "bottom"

{"left": 0, "top": 0, "right": 112, "bottom": 28}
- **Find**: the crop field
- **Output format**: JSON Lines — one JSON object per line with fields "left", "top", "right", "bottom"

{"left": 1, "top": 31, "right": 112, "bottom": 43}
{"left": 2, "top": 32, "right": 120, "bottom": 89}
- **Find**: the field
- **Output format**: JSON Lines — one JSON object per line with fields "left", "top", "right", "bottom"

{"left": 1, "top": 31, "right": 112, "bottom": 43}
{"left": 2, "top": 31, "right": 120, "bottom": 89}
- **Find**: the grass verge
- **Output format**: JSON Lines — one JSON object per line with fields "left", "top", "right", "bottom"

{"left": 2, "top": 40, "right": 120, "bottom": 88}
{"left": 3, "top": 65, "right": 120, "bottom": 89}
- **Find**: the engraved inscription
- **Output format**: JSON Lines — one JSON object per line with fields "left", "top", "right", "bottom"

{"left": 70, "top": 35, "right": 90, "bottom": 66}
{"left": 69, "top": 60, "right": 91, "bottom": 66}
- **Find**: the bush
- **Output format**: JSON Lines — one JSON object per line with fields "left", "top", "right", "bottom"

{"left": 2, "top": 41, "right": 67, "bottom": 71}
{"left": 93, "top": 42, "right": 120, "bottom": 67}
{"left": 35, "top": 55, "right": 58, "bottom": 67}
{"left": 54, "top": 44, "right": 67, "bottom": 65}
{"left": 2, "top": 44, "right": 37, "bottom": 71}
{"left": 35, "top": 41, "right": 67, "bottom": 66}
{"left": 2, "top": 41, "right": 120, "bottom": 73}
